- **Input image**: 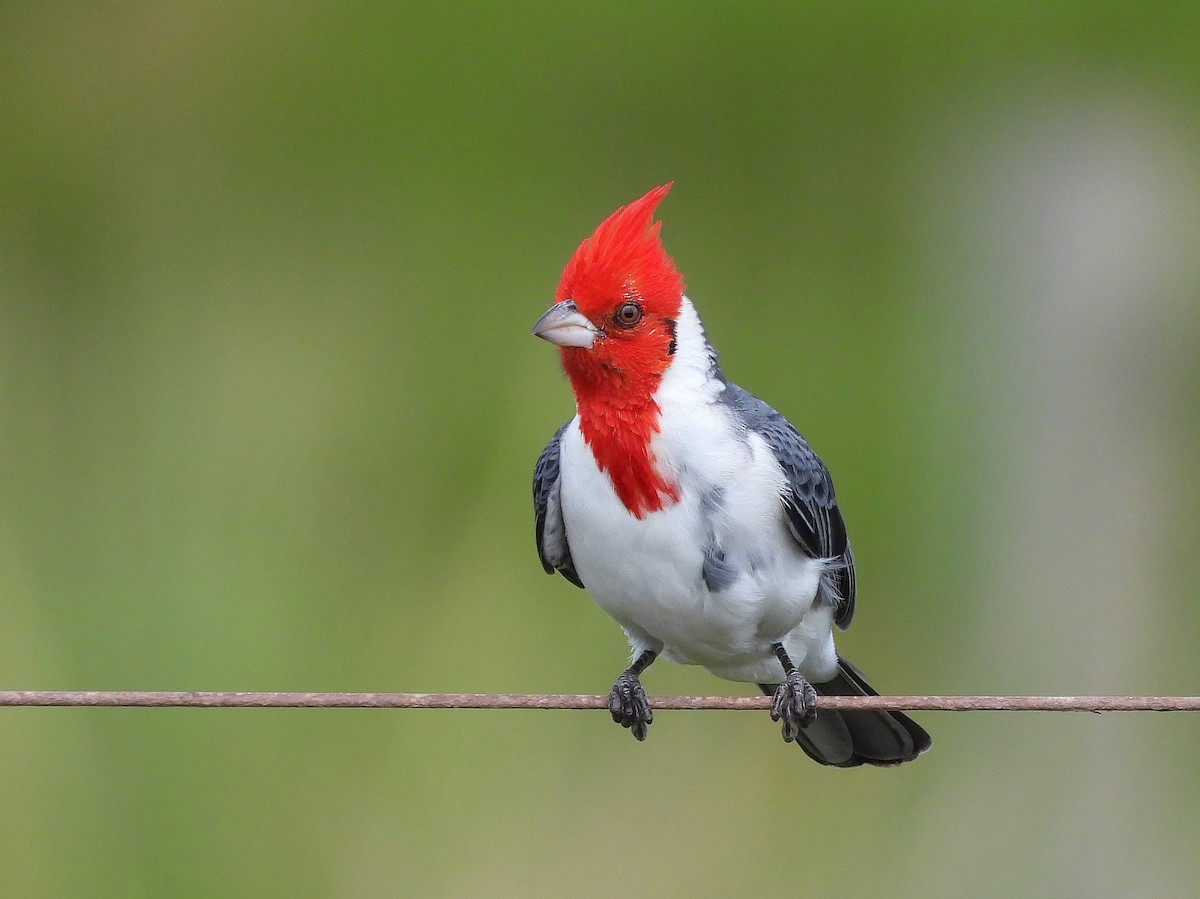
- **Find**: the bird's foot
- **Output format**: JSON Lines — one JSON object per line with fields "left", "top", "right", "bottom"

{"left": 769, "top": 670, "right": 817, "bottom": 743}
{"left": 608, "top": 671, "right": 653, "bottom": 741}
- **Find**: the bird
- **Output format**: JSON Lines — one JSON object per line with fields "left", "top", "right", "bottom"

{"left": 531, "top": 184, "right": 930, "bottom": 766}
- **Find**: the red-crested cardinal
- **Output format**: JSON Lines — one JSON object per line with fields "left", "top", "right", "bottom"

{"left": 532, "top": 185, "right": 930, "bottom": 766}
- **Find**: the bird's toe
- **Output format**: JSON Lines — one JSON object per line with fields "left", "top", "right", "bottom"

{"left": 769, "top": 671, "right": 817, "bottom": 743}
{"left": 608, "top": 673, "right": 653, "bottom": 741}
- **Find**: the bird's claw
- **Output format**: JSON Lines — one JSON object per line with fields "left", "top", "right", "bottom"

{"left": 609, "top": 672, "right": 653, "bottom": 741}
{"left": 770, "top": 671, "right": 817, "bottom": 743}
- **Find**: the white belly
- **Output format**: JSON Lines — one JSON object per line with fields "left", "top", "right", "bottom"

{"left": 558, "top": 404, "right": 839, "bottom": 684}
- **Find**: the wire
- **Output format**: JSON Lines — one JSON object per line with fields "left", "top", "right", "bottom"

{"left": 0, "top": 691, "right": 1197, "bottom": 711}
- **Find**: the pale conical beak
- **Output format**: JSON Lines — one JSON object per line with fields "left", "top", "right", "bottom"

{"left": 531, "top": 300, "right": 601, "bottom": 348}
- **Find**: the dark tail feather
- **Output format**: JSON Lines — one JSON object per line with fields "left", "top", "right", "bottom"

{"left": 758, "top": 657, "right": 931, "bottom": 768}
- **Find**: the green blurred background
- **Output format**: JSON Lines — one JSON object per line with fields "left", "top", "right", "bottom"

{"left": 2, "top": 3, "right": 1199, "bottom": 896}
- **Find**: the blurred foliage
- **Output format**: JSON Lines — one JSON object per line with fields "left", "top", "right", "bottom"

{"left": 1, "top": 3, "right": 1199, "bottom": 896}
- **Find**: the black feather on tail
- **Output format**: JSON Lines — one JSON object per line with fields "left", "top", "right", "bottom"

{"left": 758, "top": 657, "right": 931, "bottom": 767}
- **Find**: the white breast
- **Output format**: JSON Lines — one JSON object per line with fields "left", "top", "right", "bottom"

{"left": 557, "top": 297, "right": 837, "bottom": 682}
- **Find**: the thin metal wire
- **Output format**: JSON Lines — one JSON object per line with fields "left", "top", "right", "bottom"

{"left": 0, "top": 691, "right": 1197, "bottom": 711}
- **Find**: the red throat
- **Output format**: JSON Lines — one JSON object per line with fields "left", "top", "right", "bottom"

{"left": 555, "top": 184, "right": 685, "bottom": 518}
{"left": 569, "top": 370, "right": 680, "bottom": 519}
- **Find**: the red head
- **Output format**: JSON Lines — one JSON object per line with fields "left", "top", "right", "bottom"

{"left": 556, "top": 183, "right": 683, "bottom": 325}
{"left": 532, "top": 184, "right": 686, "bottom": 517}
{"left": 535, "top": 183, "right": 684, "bottom": 390}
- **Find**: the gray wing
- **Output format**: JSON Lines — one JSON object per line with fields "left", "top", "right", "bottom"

{"left": 533, "top": 422, "right": 584, "bottom": 588}
{"left": 719, "top": 383, "right": 856, "bottom": 629}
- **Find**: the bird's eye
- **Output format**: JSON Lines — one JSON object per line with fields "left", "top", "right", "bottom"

{"left": 614, "top": 301, "right": 642, "bottom": 328}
